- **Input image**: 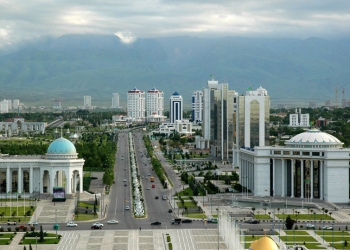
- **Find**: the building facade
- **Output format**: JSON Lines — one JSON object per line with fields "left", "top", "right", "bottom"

{"left": 146, "top": 87, "right": 164, "bottom": 117}
{"left": 127, "top": 87, "right": 145, "bottom": 120}
{"left": 239, "top": 129, "right": 350, "bottom": 203}
{"left": 84, "top": 96, "right": 92, "bottom": 109}
{"left": 192, "top": 90, "right": 203, "bottom": 124}
{"left": 0, "top": 137, "right": 84, "bottom": 195}
{"left": 289, "top": 108, "right": 310, "bottom": 128}
{"left": 169, "top": 92, "right": 183, "bottom": 123}
{"left": 111, "top": 93, "right": 120, "bottom": 108}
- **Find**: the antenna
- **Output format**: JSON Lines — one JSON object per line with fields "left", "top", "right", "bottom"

{"left": 342, "top": 88, "right": 345, "bottom": 108}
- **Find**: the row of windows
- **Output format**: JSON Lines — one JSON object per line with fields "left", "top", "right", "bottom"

{"left": 272, "top": 151, "right": 324, "bottom": 156}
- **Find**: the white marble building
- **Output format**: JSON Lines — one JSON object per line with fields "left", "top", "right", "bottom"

{"left": 0, "top": 137, "right": 84, "bottom": 196}
{"left": 240, "top": 129, "right": 350, "bottom": 203}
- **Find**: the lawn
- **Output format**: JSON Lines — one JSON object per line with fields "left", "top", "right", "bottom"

{"left": 186, "top": 213, "right": 207, "bottom": 219}
{"left": 322, "top": 236, "right": 350, "bottom": 242}
{"left": 176, "top": 201, "right": 198, "bottom": 209}
{"left": 316, "top": 231, "right": 350, "bottom": 236}
{"left": 78, "top": 201, "right": 98, "bottom": 209}
{"left": 74, "top": 213, "right": 98, "bottom": 221}
{"left": 0, "top": 206, "right": 36, "bottom": 216}
{"left": 276, "top": 214, "right": 333, "bottom": 221}
{"left": 279, "top": 236, "right": 318, "bottom": 242}
{"left": 0, "top": 233, "right": 15, "bottom": 238}
{"left": 331, "top": 243, "right": 350, "bottom": 249}
{"left": 254, "top": 214, "right": 271, "bottom": 219}
{"left": 21, "top": 238, "right": 61, "bottom": 244}
{"left": 177, "top": 188, "right": 194, "bottom": 196}
{"left": 0, "top": 239, "right": 11, "bottom": 245}
{"left": 284, "top": 230, "right": 310, "bottom": 235}
{"left": 287, "top": 243, "right": 326, "bottom": 249}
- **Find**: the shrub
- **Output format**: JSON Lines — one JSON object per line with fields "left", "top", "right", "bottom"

{"left": 15, "top": 227, "right": 19, "bottom": 232}
{"left": 8, "top": 227, "right": 11, "bottom": 232}
{"left": 168, "top": 243, "right": 173, "bottom": 250}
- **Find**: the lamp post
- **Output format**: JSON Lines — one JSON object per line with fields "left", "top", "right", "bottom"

{"left": 36, "top": 236, "right": 37, "bottom": 250}
{"left": 332, "top": 223, "right": 334, "bottom": 250}
{"left": 314, "top": 212, "right": 316, "bottom": 236}
{"left": 343, "top": 230, "right": 345, "bottom": 250}
{"left": 322, "top": 218, "right": 324, "bottom": 243}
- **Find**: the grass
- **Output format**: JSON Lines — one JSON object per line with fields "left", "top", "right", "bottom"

{"left": 78, "top": 201, "right": 97, "bottom": 209}
{"left": 276, "top": 214, "right": 333, "bottom": 221}
{"left": 291, "top": 243, "right": 326, "bottom": 249}
{"left": 186, "top": 213, "right": 207, "bottom": 219}
{"left": 21, "top": 238, "right": 61, "bottom": 244}
{"left": 74, "top": 213, "right": 98, "bottom": 221}
{"left": 279, "top": 236, "right": 318, "bottom": 242}
{"left": 254, "top": 214, "right": 271, "bottom": 219}
{"left": 0, "top": 206, "right": 36, "bottom": 217}
{"left": 284, "top": 230, "right": 310, "bottom": 235}
{"left": 323, "top": 236, "right": 350, "bottom": 242}
{"left": 0, "top": 239, "right": 11, "bottom": 245}
{"left": 177, "top": 188, "right": 194, "bottom": 196}
{"left": 0, "top": 217, "right": 30, "bottom": 223}
{"left": 0, "top": 233, "right": 15, "bottom": 238}
{"left": 331, "top": 243, "right": 350, "bottom": 249}
{"left": 316, "top": 231, "right": 350, "bottom": 236}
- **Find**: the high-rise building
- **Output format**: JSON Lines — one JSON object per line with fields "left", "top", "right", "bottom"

{"left": 169, "top": 92, "right": 183, "bottom": 123}
{"left": 202, "top": 79, "right": 220, "bottom": 140}
{"left": 191, "top": 90, "right": 203, "bottom": 124}
{"left": 289, "top": 108, "right": 310, "bottom": 128}
{"left": 111, "top": 93, "right": 120, "bottom": 108}
{"left": 84, "top": 96, "right": 92, "bottom": 109}
{"left": 7, "top": 100, "right": 12, "bottom": 110}
{"left": 127, "top": 87, "right": 145, "bottom": 120}
{"left": 0, "top": 100, "right": 9, "bottom": 114}
{"left": 146, "top": 87, "right": 164, "bottom": 116}
{"left": 13, "top": 99, "right": 20, "bottom": 110}
{"left": 53, "top": 99, "right": 62, "bottom": 109}
{"left": 236, "top": 86, "right": 270, "bottom": 149}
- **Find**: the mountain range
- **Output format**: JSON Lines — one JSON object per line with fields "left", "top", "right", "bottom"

{"left": 0, "top": 34, "right": 349, "bottom": 108}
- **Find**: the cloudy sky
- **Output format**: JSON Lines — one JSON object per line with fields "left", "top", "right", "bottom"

{"left": 0, "top": 0, "right": 349, "bottom": 46}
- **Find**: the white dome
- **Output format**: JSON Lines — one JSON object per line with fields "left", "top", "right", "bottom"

{"left": 286, "top": 129, "right": 343, "bottom": 148}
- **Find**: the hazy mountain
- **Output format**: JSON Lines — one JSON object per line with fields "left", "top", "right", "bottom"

{"left": 0, "top": 34, "right": 349, "bottom": 107}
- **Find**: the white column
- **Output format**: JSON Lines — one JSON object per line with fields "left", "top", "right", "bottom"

{"left": 310, "top": 160, "right": 314, "bottom": 199}
{"left": 281, "top": 159, "right": 285, "bottom": 197}
{"left": 79, "top": 171, "right": 83, "bottom": 193}
{"left": 6, "top": 165, "right": 11, "bottom": 193}
{"left": 29, "top": 166, "right": 33, "bottom": 193}
{"left": 301, "top": 160, "right": 304, "bottom": 198}
{"left": 17, "top": 166, "right": 22, "bottom": 194}
{"left": 66, "top": 170, "right": 71, "bottom": 194}
{"left": 320, "top": 161, "right": 323, "bottom": 200}
{"left": 291, "top": 160, "right": 294, "bottom": 198}
{"left": 272, "top": 159, "right": 275, "bottom": 197}
{"left": 50, "top": 169, "right": 55, "bottom": 194}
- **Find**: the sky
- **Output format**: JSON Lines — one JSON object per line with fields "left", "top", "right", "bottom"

{"left": 0, "top": 0, "right": 350, "bottom": 47}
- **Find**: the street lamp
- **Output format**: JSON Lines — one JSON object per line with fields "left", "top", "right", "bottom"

{"left": 322, "top": 217, "right": 324, "bottom": 243}
{"left": 343, "top": 230, "right": 345, "bottom": 250}
{"left": 36, "top": 236, "right": 37, "bottom": 250}
{"left": 332, "top": 223, "right": 334, "bottom": 250}
{"left": 314, "top": 212, "right": 316, "bottom": 235}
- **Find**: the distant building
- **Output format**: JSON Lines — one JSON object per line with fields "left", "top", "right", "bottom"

{"left": 289, "top": 108, "right": 310, "bottom": 128}
{"left": 191, "top": 90, "right": 203, "bottom": 124}
{"left": 277, "top": 104, "right": 288, "bottom": 109}
{"left": 309, "top": 102, "right": 318, "bottom": 108}
{"left": 127, "top": 87, "right": 145, "bottom": 120}
{"left": 0, "top": 117, "right": 46, "bottom": 136}
{"left": 0, "top": 100, "right": 9, "bottom": 113}
{"left": 13, "top": 100, "right": 20, "bottom": 110}
{"left": 325, "top": 100, "right": 332, "bottom": 107}
{"left": 53, "top": 99, "right": 62, "bottom": 109}
{"left": 146, "top": 87, "right": 165, "bottom": 122}
{"left": 84, "top": 96, "right": 92, "bottom": 109}
{"left": 7, "top": 100, "right": 12, "bottom": 110}
{"left": 111, "top": 93, "right": 120, "bottom": 108}
{"left": 169, "top": 92, "right": 183, "bottom": 123}
{"left": 316, "top": 116, "right": 329, "bottom": 127}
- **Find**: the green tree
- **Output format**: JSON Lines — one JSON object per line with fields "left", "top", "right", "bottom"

{"left": 285, "top": 215, "right": 295, "bottom": 230}
{"left": 39, "top": 225, "right": 44, "bottom": 242}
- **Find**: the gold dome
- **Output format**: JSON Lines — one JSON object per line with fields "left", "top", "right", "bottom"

{"left": 250, "top": 236, "right": 278, "bottom": 250}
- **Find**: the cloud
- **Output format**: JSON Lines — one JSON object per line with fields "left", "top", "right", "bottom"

{"left": 0, "top": 0, "right": 349, "bottom": 46}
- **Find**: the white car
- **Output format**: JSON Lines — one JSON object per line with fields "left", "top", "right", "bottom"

{"left": 125, "top": 206, "right": 130, "bottom": 210}
{"left": 93, "top": 222, "right": 104, "bottom": 227}
{"left": 27, "top": 222, "right": 39, "bottom": 226}
{"left": 108, "top": 220, "right": 119, "bottom": 224}
{"left": 67, "top": 222, "right": 78, "bottom": 227}
{"left": 322, "top": 226, "right": 333, "bottom": 230}
{"left": 306, "top": 223, "right": 315, "bottom": 229}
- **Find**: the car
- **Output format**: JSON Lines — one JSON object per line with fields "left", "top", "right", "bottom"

{"left": 7, "top": 221, "right": 17, "bottom": 225}
{"left": 124, "top": 183, "right": 127, "bottom": 186}
{"left": 148, "top": 173, "right": 151, "bottom": 176}
{"left": 27, "top": 222, "right": 38, "bottom": 226}
{"left": 151, "top": 222, "right": 162, "bottom": 225}
{"left": 108, "top": 220, "right": 119, "bottom": 224}
{"left": 244, "top": 219, "right": 260, "bottom": 224}
{"left": 155, "top": 196, "right": 159, "bottom": 199}
{"left": 125, "top": 206, "right": 130, "bottom": 210}
{"left": 182, "top": 219, "right": 192, "bottom": 223}
{"left": 168, "top": 209, "right": 173, "bottom": 213}
{"left": 67, "top": 222, "right": 78, "bottom": 227}
{"left": 123, "top": 179, "right": 127, "bottom": 182}
{"left": 162, "top": 195, "right": 167, "bottom": 200}
{"left": 18, "top": 225, "right": 28, "bottom": 230}
{"left": 209, "top": 218, "right": 218, "bottom": 224}
{"left": 91, "top": 225, "right": 102, "bottom": 229}
{"left": 322, "top": 226, "right": 333, "bottom": 230}
{"left": 306, "top": 223, "right": 315, "bottom": 229}
{"left": 93, "top": 222, "right": 104, "bottom": 227}
{"left": 147, "top": 187, "right": 151, "bottom": 190}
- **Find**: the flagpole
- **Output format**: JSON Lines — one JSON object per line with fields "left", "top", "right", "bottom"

{"left": 17, "top": 192, "right": 18, "bottom": 219}
{"left": 23, "top": 191, "right": 25, "bottom": 217}
{"left": 10, "top": 192, "right": 11, "bottom": 217}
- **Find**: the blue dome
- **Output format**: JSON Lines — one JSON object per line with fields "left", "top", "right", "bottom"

{"left": 173, "top": 92, "right": 180, "bottom": 96}
{"left": 47, "top": 137, "right": 77, "bottom": 154}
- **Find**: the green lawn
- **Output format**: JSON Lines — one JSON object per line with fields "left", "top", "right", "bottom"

{"left": 0, "top": 239, "right": 11, "bottom": 245}
{"left": 279, "top": 236, "right": 318, "bottom": 242}
{"left": 0, "top": 217, "right": 30, "bottom": 223}
{"left": 254, "top": 214, "right": 271, "bottom": 219}
{"left": 316, "top": 231, "right": 350, "bottom": 236}
{"left": 284, "top": 230, "right": 310, "bottom": 235}
{"left": 176, "top": 201, "right": 198, "bottom": 209}
{"left": 0, "top": 206, "right": 36, "bottom": 216}
{"left": 21, "top": 238, "right": 60, "bottom": 244}
{"left": 78, "top": 201, "right": 98, "bottom": 209}
{"left": 0, "top": 233, "right": 15, "bottom": 238}
{"left": 276, "top": 214, "right": 333, "bottom": 221}
{"left": 186, "top": 213, "right": 207, "bottom": 219}
{"left": 177, "top": 188, "right": 194, "bottom": 196}
{"left": 331, "top": 243, "right": 350, "bottom": 249}
{"left": 289, "top": 243, "right": 326, "bottom": 249}
{"left": 322, "top": 236, "right": 350, "bottom": 242}
{"left": 74, "top": 213, "right": 98, "bottom": 221}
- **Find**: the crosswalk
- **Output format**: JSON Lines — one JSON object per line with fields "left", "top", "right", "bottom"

{"left": 55, "top": 232, "right": 79, "bottom": 250}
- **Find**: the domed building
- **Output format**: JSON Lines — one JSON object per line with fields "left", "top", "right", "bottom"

{"left": 239, "top": 128, "right": 350, "bottom": 203}
{"left": 250, "top": 237, "right": 279, "bottom": 250}
{"left": 0, "top": 137, "right": 84, "bottom": 197}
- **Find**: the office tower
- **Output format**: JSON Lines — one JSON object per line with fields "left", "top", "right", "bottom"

{"left": 289, "top": 108, "right": 310, "bottom": 127}
{"left": 7, "top": 100, "right": 12, "bottom": 110}
{"left": 13, "top": 99, "right": 20, "bottom": 110}
{"left": 237, "top": 86, "right": 270, "bottom": 149}
{"left": 84, "top": 96, "right": 92, "bottom": 108}
{"left": 53, "top": 99, "right": 62, "bottom": 109}
{"left": 191, "top": 90, "right": 203, "bottom": 124}
{"left": 146, "top": 87, "right": 164, "bottom": 116}
{"left": 0, "top": 100, "right": 9, "bottom": 114}
{"left": 127, "top": 87, "right": 145, "bottom": 119}
{"left": 169, "top": 92, "right": 183, "bottom": 123}
{"left": 111, "top": 93, "right": 120, "bottom": 108}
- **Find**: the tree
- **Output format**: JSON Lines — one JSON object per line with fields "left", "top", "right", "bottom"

{"left": 277, "top": 208, "right": 280, "bottom": 216}
{"left": 285, "top": 215, "right": 295, "bottom": 230}
{"left": 263, "top": 208, "right": 267, "bottom": 215}
{"left": 29, "top": 244, "right": 33, "bottom": 250}
{"left": 252, "top": 207, "right": 256, "bottom": 215}
{"left": 39, "top": 225, "right": 44, "bottom": 242}
{"left": 329, "top": 212, "right": 333, "bottom": 219}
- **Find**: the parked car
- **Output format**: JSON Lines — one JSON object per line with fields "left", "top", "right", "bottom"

{"left": 155, "top": 196, "right": 159, "bottom": 199}
{"left": 162, "top": 195, "right": 167, "bottom": 200}
{"left": 168, "top": 209, "right": 173, "bottom": 213}
{"left": 93, "top": 222, "right": 104, "bottom": 227}
{"left": 7, "top": 221, "right": 17, "bottom": 225}
{"left": 322, "top": 226, "right": 333, "bottom": 230}
{"left": 125, "top": 206, "right": 130, "bottom": 210}
{"left": 27, "top": 222, "right": 39, "bottom": 226}
{"left": 91, "top": 225, "right": 102, "bottom": 229}
{"left": 18, "top": 225, "right": 28, "bottom": 230}
{"left": 182, "top": 219, "right": 192, "bottom": 223}
{"left": 67, "top": 222, "right": 78, "bottom": 227}
{"left": 306, "top": 223, "right": 315, "bottom": 229}
{"left": 108, "top": 220, "right": 119, "bottom": 224}
{"left": 151, "top": 222, "right": 162, "bottom": 225}
{"left": 244, "top": 219, "right": 260, "bottom": 224}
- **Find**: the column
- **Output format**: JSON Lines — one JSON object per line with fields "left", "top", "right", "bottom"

{"left": 18, "top": 166, "right": 22, "bottom": 194}
{"left": 301, "top": 160, "right": 304, "bottom": 198}
{"left": 281, "top": 159, "right": 285, "bottom": 197}
{"left": 291, "top": 160, "right": 294, "bottom": 198}
{"left": 320, "top": 161, "right": 323, "bottom": 200}
{"left": 50, "top": 169, "right": 55, "bottom": 194}
{"left": 66, "top": 170, "right": 71, "bottom": 194}
{"left": 29, "top": 166, "right": 33, "bottom": 193}
{"left": 6, "top": 165, "right": 11, "bottom": 193}
{"left": 79, "top": 171, "right": 83, "bottom": 193}
{"left": 272, "top": 159, "right": 275, "bottom": 197}
{"left": 310, "top": 160, "right": 314, "bottom": 199}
